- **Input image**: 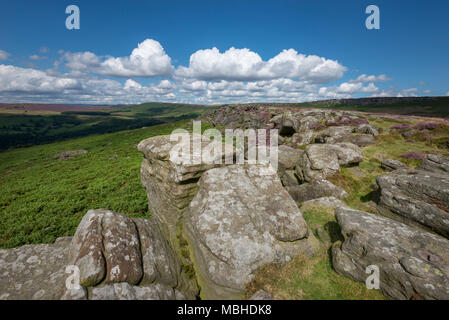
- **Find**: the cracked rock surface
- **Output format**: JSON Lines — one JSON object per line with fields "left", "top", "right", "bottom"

{"left": 183, "top": 164, "right": 318, "bottom": 299}
{"left": 332, "top": 207, "right": 449, "bottom": 300}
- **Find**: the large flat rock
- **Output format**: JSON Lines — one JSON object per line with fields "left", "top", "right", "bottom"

{"left": 183, "top": 164, "right": 318, "bottom": 299}
{"left": 296, "top": 143, "right": 363, "bottom": 182}
{"left": 332, "top": 207, "right": 449, "bottom": 300}
{"left": 377, "top": 166, "right": 449, "bottom": 239}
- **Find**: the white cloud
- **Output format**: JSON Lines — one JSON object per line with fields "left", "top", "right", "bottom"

{"left": 350, "top": 74, "right": 391, "bottom": 83}
{"left": 176, "top": 47, "right": 346, "bottom": 83}
{"left": 64, "top": 39, "right": 173, "bottom": 78}
{"left": 446, "top": 92, "right": 449, "bottom": 96}
{"left": 29, "top": 54, "right": 47, "bottom": 61}
{"left": 0, "top": 50, "right": 10, "bottom": 60}
{"left": 0, "top": 64, "right": 81, "bottom": 93}
{"left": 39, "top": 47, "right": 49, "bottom": 53}
{"left": 374, "top": 88, "right": 418, "bottom": 98}
{"left": 177, "top": 78, "right": 324, "bottom": 104}
{"left": 0, "top": 40, "right": 429, "bottom": 104}
{"left": 124, "top": 79, "right": 143, "bottom": 90}
{"left": 0, "top": 61, "right": 390, "bottom": 104}
{"left": 317, "top": 78, "right": 379, "bottom": 99}
{"left": 0, "top": 64, "right": 178, "bottom": 104}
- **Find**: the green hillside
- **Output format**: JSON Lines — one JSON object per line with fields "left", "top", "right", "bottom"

{"left": 0, "top": 120, "right": 212, "bottom": 249}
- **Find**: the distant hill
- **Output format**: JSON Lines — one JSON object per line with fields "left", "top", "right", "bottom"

{"left": 0, "top": 102, "right": 217, "bottom": 150}
{"left": 214, "top": 96, "right": 449, "bottom": 119}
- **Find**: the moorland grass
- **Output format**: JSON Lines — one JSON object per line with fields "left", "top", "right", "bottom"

{"left": 0, "top": 120, "right": 211, "bottom": 249}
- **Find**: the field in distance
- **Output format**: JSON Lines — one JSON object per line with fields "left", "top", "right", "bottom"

{"left": 0, "top": 102, "right": 216, "bottom": 150}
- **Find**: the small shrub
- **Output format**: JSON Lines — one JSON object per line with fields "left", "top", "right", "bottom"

{"left": 413, "top": 122, "right": 439, "bottom": 130}
{"left": 400, "top": 151, "right": 426, "bottom": 160}
{"left": 391, "top": 123, "right": 411, "bottom": 130}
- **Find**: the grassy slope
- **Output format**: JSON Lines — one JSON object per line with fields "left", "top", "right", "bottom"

{"left": 0, "top": 120, "right": 197, "bottom": 249}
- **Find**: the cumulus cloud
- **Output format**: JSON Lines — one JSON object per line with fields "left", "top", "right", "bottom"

{"left": 176, "top": 47, "right": 346, "bottom": 83}
{"left": 0, "top": 50, "right": 10, "bottom": 60}
{"left": 124, "top": 79, "right": 143, "bottom": 90}
{"left": 176, "top": 78, "right": 324, "bottom": 104}
{"left": 64, "top": 39, "right": 173, "bottom": 77}
{"left": 0, "top": 40, "right": 422, "bottom": 104}
{"left": 317, "top": 79, "right": 379, "bottom": 99}
{"left": 0, "top": 61, "right": 390, "bottom": 104}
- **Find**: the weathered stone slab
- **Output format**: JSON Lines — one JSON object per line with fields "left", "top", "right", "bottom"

{"left": 295, "top": 143, "right": 363, "bottom": 182}
{"left": 286, "top": 180, "right": 348, "bottom": 204}
{"left": 332, "top": 207, "right": 449, "bottom": 300}
{"left": 381, "top": 159, "right": 408, "bottom": 171}
{"left": 377, "top": 169, "right": 449, "bottom": 239}
{"left": 0, "top": 237, "right": 71, "bottom": 300}
{"left": 183, "top": 164, "right": 318, "bottom": 299}
{"left": 417, "top": 154, "right": 449, "bottom": 175}
{"left": 67, "top": 209, "right": 143, "bottom": 287}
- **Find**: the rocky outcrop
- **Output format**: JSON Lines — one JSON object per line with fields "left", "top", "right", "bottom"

{"left": 348, "top": 134, "right": 376, "bottom": 147}
{"left": 67, "top": 209, "right": 143, "bottom": 287}
{"left": 376, "top": 164, "right": 449, "bottom": 239}
{"left": 290, "top": 131, "right": 314, "bottom": 147}
{"left": 332, "top": 207, "right": 449, "bottom": 300}
{"left": 183, "top": 164, "right": 318, "bottom": 299}
{"left": 353, "top": 123, "right": 379, "bottom": 136}
{"left": 0, "top": 208, "right": 201, "bottom": 300}
{"left": 63, "top": 209, "right": 197, "bottom": 300}
{"left": 137, "top": 134, "right": 232, "bottom": 270}
{"left": 278, "top": 111, "right": 325, "bottom": 135}
{"left": 417, "top": 154, "right": 449, "bottom": 175}
{"left": 315, "top": 126, "right": 352, "bottom": 144}
{"left": 295, "top": 143, "right": 363, "bottom": 182}
{"left": 277, "top": 145, "right": 303, "bottom": 176}
{"left": 286, "top": 180, "right": 348, "bottom": 204}
{"left": 280, "top": 170, "right": 300, "bottom": 187}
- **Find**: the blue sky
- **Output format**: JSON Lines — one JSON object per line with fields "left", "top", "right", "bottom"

{"left": 0, "top": 0, "right": 448, "bottom": 104}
